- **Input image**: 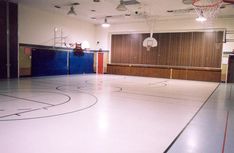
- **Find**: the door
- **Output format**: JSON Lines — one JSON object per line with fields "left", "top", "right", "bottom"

{"left": 227, "top": 55, "right": 234, "bottom": 83}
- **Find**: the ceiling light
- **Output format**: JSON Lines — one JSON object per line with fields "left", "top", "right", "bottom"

{"left": 67, "top": 6, "right": 77, "bottom": 15}
{"left": 54, "top": 5, "right": 61, "bottom": 9}
{"left": 196, "top": 11, "right": 207, "bottom": 22}
{"left": 125, "top": 13, "right": 131, "bottom": 18}
{"left": 196, "top": 16, "right": 207, "bottom": 22}
{"left": 102, "top": 18, "right": 110, "bottom": 28}
{"left": 116, "top": 0, "right": 127, "bottom": 11}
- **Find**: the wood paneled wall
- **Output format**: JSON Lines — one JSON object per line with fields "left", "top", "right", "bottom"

{"left": 107, "top": 64, "right": 221, "bottom": 82}
{"left": 111, "top": 32, "right": 223, "bottom": 68}
{"left": 107, "top": 64, "right": 171, "bottom": 78}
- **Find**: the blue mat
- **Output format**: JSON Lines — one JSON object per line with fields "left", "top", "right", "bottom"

{"left": 69, "top": 52, "right": 94, "bottom": 74}
{"left": 32, "top": 49, "right": 68, "bottom": 76}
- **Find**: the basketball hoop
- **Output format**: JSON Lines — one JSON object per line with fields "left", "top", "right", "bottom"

{"left": 73, "top": 43, "right": 84, "bottom": 56}
{"left": 192, "top": 0, "right": 223, "bottom": 20}
{"left": 143, "top": 15, "right": 158, "bottom": 51}
{"left": 143, "top": 37, "right": 157, "bottom": 51}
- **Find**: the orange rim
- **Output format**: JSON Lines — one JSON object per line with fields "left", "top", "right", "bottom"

{"left": 192, "top": 0, "right": 223, "bottom": 7}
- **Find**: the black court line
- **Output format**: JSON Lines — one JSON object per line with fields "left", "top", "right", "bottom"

{"left": 84, "top": 78, "right": 169, "bottom": 86}
{"left": 0, "top": 91, "right": 72, "bottom": 121}
{"left": 163, "top": 83, "right": 220, "bottom": 153}
{"left": 0, "top": 93, "right": 55, "bottom": 106}
{"left": 17, "top": 108, "right": 32, "bottom": 111}
{"left": 115, "top": 90, "right": 197, "bottom": 101}
{"left": 0, "top": 97, "right": 26, "bottom": 103}
{"left": 83, "top": 79, "right": 197, "bottom": 107}
{"left": 56, "top": 84, "right": 123, "bottom": 93}
{"left": 0, "top": 87, "right": 98, "bottom": 121}
{"left": 83, "top": 79, "right": 195, "bottom": 103}
{"left": 79, "top": 86, "right": 122, "bottom": 92}
{"left": 0, "top": 108, "right": 42, "bottom": 118}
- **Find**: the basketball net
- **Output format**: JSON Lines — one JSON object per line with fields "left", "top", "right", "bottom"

{"left": 192, "top": 0, "right": 223, "bottom": 20}
{"left": 146, "top": 45, "right": 151, "bottom": 51}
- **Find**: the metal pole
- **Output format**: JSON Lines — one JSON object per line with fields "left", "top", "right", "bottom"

{"left": 6, "top": 1, "right": 10, "bottom": 78}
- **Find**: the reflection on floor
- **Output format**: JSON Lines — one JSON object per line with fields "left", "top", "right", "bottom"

{"left": 0, "top": 74, "right": 222, "bottom": 153}
{"left": 167, "top": 83, "right": 234, "bottom": 153}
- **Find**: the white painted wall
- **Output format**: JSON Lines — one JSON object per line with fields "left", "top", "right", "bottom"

{"left": 95, "top": 17, "right": 234, "bottom": 51}
{"left": 18, "top": 4, "right": 234, "bottom": 52}
{"left": 18, "top": 4, "right": 96, "bottom": 49}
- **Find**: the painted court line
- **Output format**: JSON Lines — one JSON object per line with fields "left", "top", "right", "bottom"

{"left": 222, "top": 111, "right": 229, "bottom": 153}
{"left": 0, "top": 93, "right": 55, "bottom": 106}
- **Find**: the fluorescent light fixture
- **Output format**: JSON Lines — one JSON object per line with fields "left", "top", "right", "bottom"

{"left": 102, "top": 18, "right": 110, "bottom": 28}
{"left": 116, "top": 0, "right": 127, "bottom": 11}
{"left": 196, "top": 16, "right": 207, "bottom": 22}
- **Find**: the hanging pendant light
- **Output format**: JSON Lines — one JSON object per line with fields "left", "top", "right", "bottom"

{"left": 102, "top": 18, "right": 110, "bottom": 28}
{"left": 116, "top": 0, "right": 127, "bottom": 11}
{"left": 67, "top": 5, "right": 77, "bottom": 15}
{"left": 196, "top": 10, "right": 207, "bottom": 22}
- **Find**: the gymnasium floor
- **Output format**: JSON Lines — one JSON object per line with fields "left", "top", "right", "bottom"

{"left": 0, "top": 74, "right": 232, "bottom": 153}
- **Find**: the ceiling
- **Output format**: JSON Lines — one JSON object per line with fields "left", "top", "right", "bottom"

{"left": 17, "top": 0, "right": 234, "bottom": 25}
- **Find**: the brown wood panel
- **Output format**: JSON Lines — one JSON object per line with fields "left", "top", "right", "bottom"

{"left": 203, "top": 32, "right": 215, "bottom": 67}
{"left": 214, "top": 31, "right": 223, "bottom": 68}
{"left": 121, "top": 34, "right": 131, "bottom": 63}
{"left": 200, "top": 32, "right": 223, "bottom": 68}
{"left": 111, "top": 35, "right": 122, "bottom": 63}
{"left": 190, "top": 32, "right": 205, "bottom": 67}
{"left": 130, "top": 34, "right": 142, "bottom": 64}
{"left": 168, "top": 33, "right": 181, "bottom": 66}
{"left": 145, "top": 67, "right": 170, "bottom": 78}
{"left": 172, "top": 69, "right": 187, "bottom": 80}
{"left": 0, "top": 1, "right": 7, "bottom": 78}
{"left": 111, "top": 31, "right": 222, "bottom": 69}
{"left": 107, "top": 64, "right": 170, "bottom": 78}
{"left": 179, "top": 33, "right": 192, "bottom": 66}
{"left": 158, "top": 33, "right": 170, "bottom": 65}
{"left": 107, "top": 64, "right": 221, "bottom": 82}
{"left": 187, "top": 69, "right": 221, "bottom": 82}
{"left": 107, "top": 65, "right": 131, "bottom": 75}
{"left": 153, "top": 34, "right": 160, "bottom": 65}
{"left": 9, "top": 2, "right": 18, "bottom": 78}
{"left": 130, "top": 66, "right": 145, "bottom": 76}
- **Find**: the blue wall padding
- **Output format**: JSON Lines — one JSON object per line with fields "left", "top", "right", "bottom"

{"left": 69, "top": 52, "right": 94, "bottom": 74}
{"left": 32, "top": 49, "right": 68, "bottom": 76}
